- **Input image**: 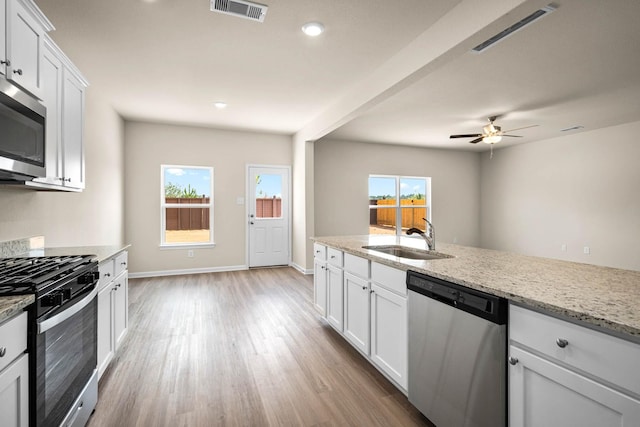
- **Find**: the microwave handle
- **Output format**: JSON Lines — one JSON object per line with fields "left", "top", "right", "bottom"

{"left": 37, "top": 286, "right": 98, "bottom": 334}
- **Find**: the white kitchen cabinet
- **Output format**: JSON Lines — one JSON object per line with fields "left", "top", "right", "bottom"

{"left": 326, "top": 264, "right": 344, "bottom": 332}
{"left": 343, "top": 271, "right": 370, "bottom": 354}
{"left": 0, "top": 312, "right": 29, "bottom": 427}
{"left": 313, "top": 244, "right": 327, "bottom": 316}
{"left": 97, "top": 251, "right": 129, "bottom": 379}
{"left": 370, "top": 282, "right": 407, "bottom": 390}
{"left": 29, "top": 36, "right": 87, "bottom": 191}
{"left": 509, "top": 304, "right": 640, "bottom": 427}
{"left": 4, "top": 0, "right": 52, "bottom": 98}
{"left": 0, "top": 0, "right": 6, "bottom": 75}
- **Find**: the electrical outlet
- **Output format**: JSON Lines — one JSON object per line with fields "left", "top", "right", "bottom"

{"left": 453, "top": 237, "right": 458, "bottom": 244}
{"left": 583, "top": 246, "right": 590, "bottom": 255}
{"left": 187, "top": 250, "right": 194, "bottom": 258}
{"left": 561, "top": 244, "right": 567, "bottom": 252}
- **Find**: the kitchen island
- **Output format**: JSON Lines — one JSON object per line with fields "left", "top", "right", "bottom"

{"left": 312, "top": 235, "right": 640, "bottom": 341}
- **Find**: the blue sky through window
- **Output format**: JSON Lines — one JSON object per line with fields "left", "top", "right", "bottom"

{"left": 164, "top": 167, "right": 211, "bottom": 197}
{"left": 256, "top": 174, "right": 282, "bottom": 198}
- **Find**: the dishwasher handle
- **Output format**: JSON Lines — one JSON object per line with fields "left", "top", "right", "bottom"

{"left": 407, "top": 270, "right": 508, "bottom": 324}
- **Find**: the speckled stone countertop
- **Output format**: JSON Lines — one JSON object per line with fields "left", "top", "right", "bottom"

{"left": 312, "top": 235, "right": 640, "bottom": 342}
{"left": 22, "top": 244, "right": 131, "bottom": 263}
{"left": 0, "top": 295, "right": 34, "bottom": 323}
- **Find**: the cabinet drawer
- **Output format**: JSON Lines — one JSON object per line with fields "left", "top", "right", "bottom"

{"left": 313, "top": 243, "right": 327, "bottom": 261}
{"left": 327, "top": 248, "right": 343, "bottom": 268}
{"left": 371, "top": 262, "right": 406, "bottom": 296}
{"left": 344, "top": 253, "right": 369, "bottom": 278}
{"left": 98, "top": 259, "right": 115, "bottom": 291}
{"left": 0, "top": 312, "right": 27, "bottom": 372}
{"left": 510, "top": 304, "right": 640, "bottom": 396}
{"left": 114, "top": 251, "right": 128, "bottom": 277}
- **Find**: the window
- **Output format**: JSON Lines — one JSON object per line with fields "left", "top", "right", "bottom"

{"left": 161, "top": 165, "right": 214, "bottom": 246}
{"left": 369, "top": 175, "right": 431, "bottom": 236}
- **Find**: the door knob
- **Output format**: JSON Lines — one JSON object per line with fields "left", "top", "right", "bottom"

{"left": 250, "top": 221, "right": 254, "bottom": 225}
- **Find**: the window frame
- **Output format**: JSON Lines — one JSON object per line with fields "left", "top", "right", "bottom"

{"left": 368, "top": 174, "right": 431, "bottom": 237}
{"left": 160, "top": 164, "right": 215, "bottom": 248}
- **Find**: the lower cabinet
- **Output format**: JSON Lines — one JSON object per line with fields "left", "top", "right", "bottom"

{"left": 370, "top": 283, "right": 407, "bottom": 390}
{"left": 97, "top": 251, "right": 129, "bottom": 379}
{"left": 0, "top": 312, "right": 29, "bottom": 427}
{"left": 343, "top": 271, "right": 370, "bottom": 354}
{"left": 326, "top": 264, "right": 344, "bottom": 331}
{"left": 314, "top": 246, "right": 408, "bottom": 393}
{"left": 509, "top": 304, "right": 640, "bottom": 426}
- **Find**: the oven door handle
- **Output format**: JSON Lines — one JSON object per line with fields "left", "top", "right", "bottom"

{"left": 37, "top": 286, "right": 98, "bottom": 334}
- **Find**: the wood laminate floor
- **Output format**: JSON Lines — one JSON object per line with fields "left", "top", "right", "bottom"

{"left": 88, "top": 267, "right": 432, "bottom": 427}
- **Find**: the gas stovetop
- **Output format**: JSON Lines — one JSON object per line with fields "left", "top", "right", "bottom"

{"left": 0, "top": 255, "right": 98, "bottom": 296}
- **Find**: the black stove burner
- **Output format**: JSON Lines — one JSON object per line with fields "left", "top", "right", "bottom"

{"left": 0, "top": 255, "right": 97, "bottom": 296}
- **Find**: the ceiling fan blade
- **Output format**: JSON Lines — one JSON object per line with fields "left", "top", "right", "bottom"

{"left": 450, "top": 134, "right": 482, "bottom": 139}
{"left": 469, "top": 137, "right": 483, "bottom": 144}
{"left": 502, "top": 124, "right": 539, "bottom": 133}
{"left": 502, "top": 134, "right": 524, "bottom": 138}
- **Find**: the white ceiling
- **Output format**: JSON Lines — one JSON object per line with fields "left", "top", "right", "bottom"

{"left": 35, "top": 0, "right": 640, "bottom": 151}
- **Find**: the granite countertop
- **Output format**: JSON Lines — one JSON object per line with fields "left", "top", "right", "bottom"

{"left": 312, "top": 235, "right": 640, "bottom": 341}
{"left": 24, "top": 244, "right": 131, "bottom": 263}
{"left": 0, "top": 295, "right": 34, "bottom": 323}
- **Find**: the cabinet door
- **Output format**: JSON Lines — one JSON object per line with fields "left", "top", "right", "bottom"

{"left": 61, "top": 68, "right": 85, "bottom": 189}
{"left": 0, "top": 353, "right": 29, "bottom": 427}
{"left": 313, "top": 258, "right": 327, "bottom": 316}
{"left": 97, "top": 282, "right": 114, "bottom": 379}
{"left": 0, "top": 0, "right": 6, "bottom": 75}
{"left": 509, "top": 346, "right": 640, "bottom": 427}
{"left": 343, "top": 272, "right": 370, "bottom": 354}
{"left": 7, "top": 0, "right": 43, "bottom": 97}
{"left": 326, "top": 264, "right": 343, "bottom": 332}
{"left": 370, "top": 283, "right": 407, "bottom": 390}
{"left": 114, "top": 273, "right": 128, "bottom": 350}
{"left": 33, "top": 42, "right": 63, "bottom": 186}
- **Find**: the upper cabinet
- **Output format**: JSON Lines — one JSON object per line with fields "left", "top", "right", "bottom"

{"left": 2, "top": 0, "right": 53, "bottom": 98}
{"left": 3, "top": 0, "right": 89, "bottom": 192}
{"left": 31, "top": 36, "right": 87, "bottom": 190}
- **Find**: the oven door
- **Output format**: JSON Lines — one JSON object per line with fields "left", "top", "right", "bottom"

{"left": 34, "top": 285, "right": 97, "bottom": 427}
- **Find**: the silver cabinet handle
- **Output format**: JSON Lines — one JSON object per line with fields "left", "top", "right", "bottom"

{"left": 556, "top": 338, "right": 569, "bottom": 348}
{"left": 121, "top": 262, "right": 127, "bottom": 266}
{"left": 0, "top": 347, "right": 6, "bottom": 357}
{"left": 1, "top": 59, "right": 10, "bottom": 66}
{"left": 508, "top": 356, "right": 518, "bottom": 365}
{"left": 13, "top": 69, "right": 23, "bottom": 75}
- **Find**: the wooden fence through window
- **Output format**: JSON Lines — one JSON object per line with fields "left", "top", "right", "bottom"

{"left": 370, "top": 199, "right": 427, "bottom": 230}
{"left": 165, "top": 198, "right": 210, "bottom": 230}
{"left": 256, "top": 197, "right": 282, "bottom": 218}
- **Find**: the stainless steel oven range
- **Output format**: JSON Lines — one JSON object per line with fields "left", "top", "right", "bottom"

{"left": 0, "top": 255, "right": 100, "bottom": 427}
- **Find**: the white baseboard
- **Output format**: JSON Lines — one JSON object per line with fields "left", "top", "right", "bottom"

{"left": 290, "top": 262, "right": 313, "bottom": 275}
{"left": 129, "top": 264, "right": 248, "bottom": 279}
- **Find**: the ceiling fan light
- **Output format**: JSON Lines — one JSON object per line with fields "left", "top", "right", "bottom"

{"left": 483, "top": 135, "right": 502, "bottom": 144}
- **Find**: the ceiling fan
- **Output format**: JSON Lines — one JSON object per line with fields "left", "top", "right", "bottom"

{"left": 450, "top": 116, "right": 538, "bottom": 144}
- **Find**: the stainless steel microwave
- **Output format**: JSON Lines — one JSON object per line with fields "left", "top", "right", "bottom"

{"left": 0, "top": 77, "right": 46, "bottom": 180}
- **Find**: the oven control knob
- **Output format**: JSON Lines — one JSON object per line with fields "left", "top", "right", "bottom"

{"left": 41, "top": 291, "right": 65, "bottom": 307}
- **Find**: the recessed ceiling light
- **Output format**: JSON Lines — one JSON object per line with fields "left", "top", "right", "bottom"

{"left": 302, "top": 22, "right": 324, "bottom": 37}
{"left": 213, "top": 102, "right": 228, "bottom": 109}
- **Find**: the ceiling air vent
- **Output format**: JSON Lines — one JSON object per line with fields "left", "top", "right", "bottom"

{"left": 210, "top": 0, "right": 268, "bottom": 23}
{"left": 472, "top": 4, "right": 556, "bottom": 53}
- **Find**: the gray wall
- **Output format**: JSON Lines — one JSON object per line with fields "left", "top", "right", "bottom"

{"left": 480, "top": 120, "right": 640, "bottom": 271}
{"left": 0, "top": 90, "right": 125, "bottom": 246}
{"left": 124, "top": 121, "right": 292, "bottom": 276}
{"left": 314, "top": 138, "right": 481, "bottom": 247}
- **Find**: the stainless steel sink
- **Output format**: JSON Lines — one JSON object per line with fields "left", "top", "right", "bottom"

{"left": 362, "top": 245, "right": 453, "bottom": 260}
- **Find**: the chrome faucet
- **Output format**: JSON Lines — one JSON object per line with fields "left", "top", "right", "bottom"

{"left": 406, "top": 217, "right": 435, "bottom": 250}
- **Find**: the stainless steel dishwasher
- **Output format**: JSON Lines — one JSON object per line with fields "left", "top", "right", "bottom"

{"left": 407, "top": 270, "right": 508, "bottom": 427}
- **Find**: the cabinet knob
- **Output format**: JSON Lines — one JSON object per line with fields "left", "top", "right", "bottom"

{"left": 0, "top": 347, "right": 6, "bottom": 357}
{"left": 13, "top": 68, "right": 23, "bottom": 76}
{"left": 508, "top": 356, "right": 518, "bottom": 365}
{"left": 105, "top": 273, "right": 111, "bottom": 278}
{"left": 116, "top": 284, "right": 121, "bottom": 288}
{"left": 362, "top": 286, "right": 367, "bottom": 290}
{"left": 556, "top": 338, "right": 569, "bottom": 348}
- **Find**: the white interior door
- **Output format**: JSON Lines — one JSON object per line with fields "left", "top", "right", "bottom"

{"left": 248, "top": 166, "right": 290, "bottom": 267}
